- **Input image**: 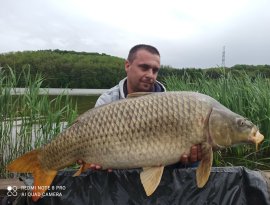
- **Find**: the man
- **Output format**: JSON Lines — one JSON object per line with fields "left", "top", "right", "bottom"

{"left": 95, "top": 44, "right": 165, "bottom": 106}
{"left": 90, "top": 44, "right": 201, "bottom": 170}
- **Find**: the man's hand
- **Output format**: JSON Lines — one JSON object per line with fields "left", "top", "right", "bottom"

{"left": 76, "top": 160, "right": 112, "bottom": 172}
{"left": 180, "top": 144, "right": 202, "bottom": 164}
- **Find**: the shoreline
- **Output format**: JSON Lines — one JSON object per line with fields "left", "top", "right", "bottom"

{"left": 10, "top": 88, "right": 108, "bottom": 96}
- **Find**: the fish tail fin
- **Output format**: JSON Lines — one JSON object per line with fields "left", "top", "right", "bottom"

{"left": 7, "top": 149, "right": 57, "bottom": 202}
{"left": 7, "top": 149, "right": 42, "bottom": 173}
{"left": 32, "top": 166, "right": 57, "bottom": 201}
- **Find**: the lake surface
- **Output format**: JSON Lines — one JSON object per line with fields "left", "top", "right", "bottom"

{"left": 69, "top": 95, "right": 100, "bottom": 114}
{"left": 12, "top": 88, "right": 106, "bottom": 114}
{"left": 1, "top": 90, "right": 102, "bottom": 164}
{"left": 12, "top": 88, "right": 108, "bottom": 96}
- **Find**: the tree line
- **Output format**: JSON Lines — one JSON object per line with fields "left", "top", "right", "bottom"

{"left": 0, "top": 50, "right": 270, "bottom": 88}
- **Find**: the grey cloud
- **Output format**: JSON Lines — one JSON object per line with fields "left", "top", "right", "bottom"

{"left": 1, "top": 0, "right": 270, "bottom": 68}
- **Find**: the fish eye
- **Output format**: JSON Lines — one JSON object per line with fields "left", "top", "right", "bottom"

{"left": 236, "top": 118, "right": 246, "bottom": 127}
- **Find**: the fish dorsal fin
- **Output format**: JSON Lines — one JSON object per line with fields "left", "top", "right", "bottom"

{"left": 127, "top": 92, "right": 154, "bottom": 98}
{"left": 196, "top": 143, "right": 213, "bottom": 188}
{"left": 140, "top": 166, "right": 164, "bottom": 196}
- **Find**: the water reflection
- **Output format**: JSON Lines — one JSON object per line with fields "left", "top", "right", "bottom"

{"left": 65, "top": 95, "right": 99, "bottom": 114}
{"left": 46, "top": 95, "right": 99, "bottom": 115}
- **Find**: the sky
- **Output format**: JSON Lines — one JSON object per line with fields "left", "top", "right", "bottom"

{"left": 0, "top": 0, "right": 270, "bottom": 68}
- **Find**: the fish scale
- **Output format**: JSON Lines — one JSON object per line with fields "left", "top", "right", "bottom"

{"left": 69, "top": 92, "right": 207, "bottom": 167}
{"left": 7, "top": 91, "right": 264, "bottom": 201}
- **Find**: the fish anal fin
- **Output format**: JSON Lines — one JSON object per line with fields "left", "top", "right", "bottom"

{"left": 73, "top": 165, "right": 84, "bottom": 177}
{"left": 73, "top": 162, "right": 93, "bottom": 176}
{"left": 140, "top": 166, "right": 164, "bottom": 196}
{"left": 196, "top": 143, "right": 213, "bottom": 188}
{"left": 127, "top": 92, "right": 154, "bottom": 98}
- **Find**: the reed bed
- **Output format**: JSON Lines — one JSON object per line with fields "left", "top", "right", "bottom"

{"left": 165, "top": 69, "right": 270, "bottom": 170}
{"left": 0, "top": 68, "right": 77, "bottom": 178}
{"left": 1, "top": 67, "right": 269, "bottom": 178}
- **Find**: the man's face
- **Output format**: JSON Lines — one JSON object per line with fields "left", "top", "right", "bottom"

{"left": 125, "top": 49, "right": 160, "bottom": 93}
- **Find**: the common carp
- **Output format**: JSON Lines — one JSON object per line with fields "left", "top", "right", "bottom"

{"left": 7, "top": 91, "right": 264, "bottom": 201}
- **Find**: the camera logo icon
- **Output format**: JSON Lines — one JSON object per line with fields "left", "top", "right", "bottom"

{"left": 7, "top": 186, "right": 17, "bottom": 196}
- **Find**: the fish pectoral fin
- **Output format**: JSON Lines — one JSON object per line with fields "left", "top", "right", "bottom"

{"left": 196, "top": 143, "right": 213, "bottom": 188}
{"left": 127, "top": 92, "right": 154, "bottom": 98}
{"left": 73, "top": 162, "right": 93, "bottom": 177}
{"left": 140, "top": 166, "right": 164, "bottom": 196}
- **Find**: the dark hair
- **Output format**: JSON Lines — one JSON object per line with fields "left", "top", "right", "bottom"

{"left": 127, "top": 44, "right": 160, "bottom": 63}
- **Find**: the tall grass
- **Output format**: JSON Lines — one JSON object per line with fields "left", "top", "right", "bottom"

{"left": 1, "top": 67, "right": 269, "bottom": 178}
{"left": 165, "top": 69, "right": 270, "bottom": 170}
{"left": 0, "top": 67, "right": 77, "bottom": 178}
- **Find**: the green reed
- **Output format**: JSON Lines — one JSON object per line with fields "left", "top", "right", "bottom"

{"left": 0, "top": 67, "right": 77, "bottom": 178}
{"left": 165, "top": 69, "right": 270, "bottom": 170}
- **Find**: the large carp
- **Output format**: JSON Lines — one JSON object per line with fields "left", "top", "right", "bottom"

{"left": 7, "top": 91, "right": 264, "bottom": 201}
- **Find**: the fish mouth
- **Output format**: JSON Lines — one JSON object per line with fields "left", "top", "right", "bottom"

{"left": 249, "top": 128, "right": 264, "bottom": 150}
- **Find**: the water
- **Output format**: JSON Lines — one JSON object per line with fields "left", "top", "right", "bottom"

{"left": 68, "top": 95, "right": 100, "bottom": 114}
{"left": 10, "top": 88, "right": 103, "bottom": 114}
{"left": 11, "top": 88, "right": 108, "bottom": 96}
{"left": 1, "top": 90, "right": 103, "bottom": 174}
